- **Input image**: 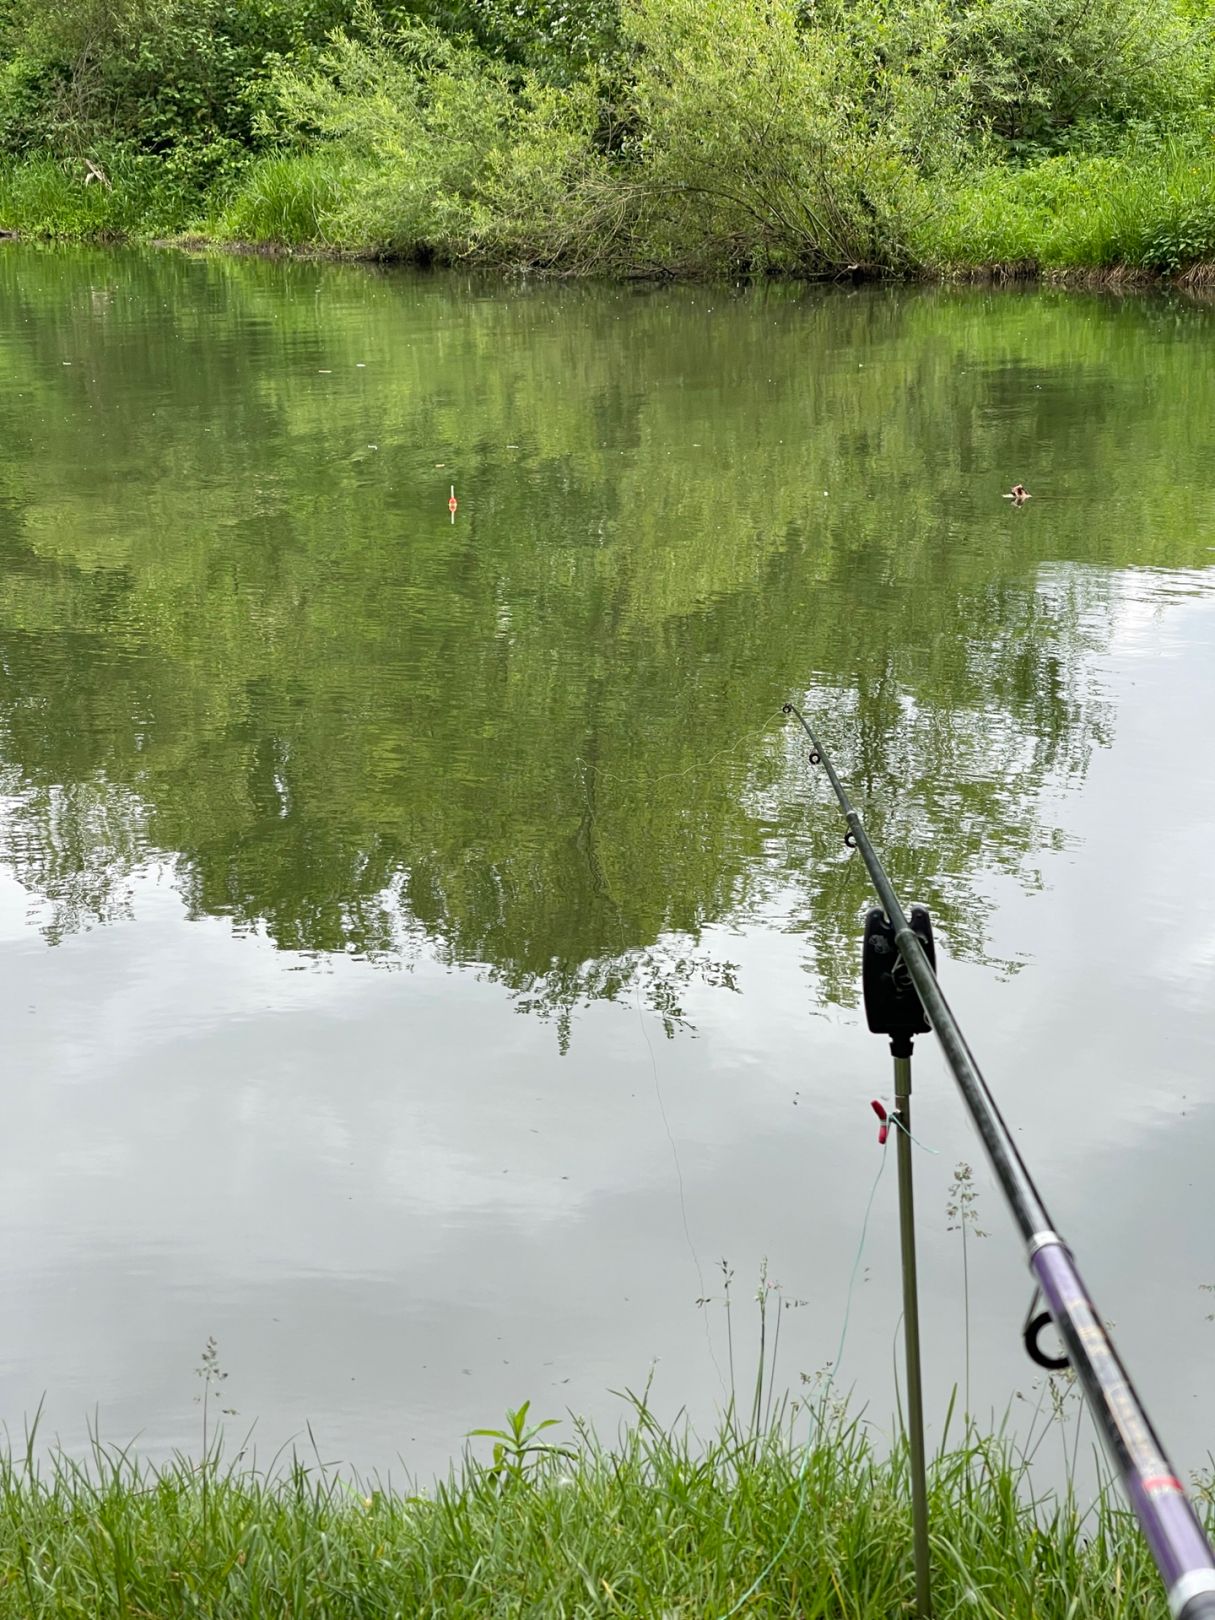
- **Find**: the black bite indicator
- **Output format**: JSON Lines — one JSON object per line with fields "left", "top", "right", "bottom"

{"left": 862, "top": 906, "right": 936, "bottom": 1044}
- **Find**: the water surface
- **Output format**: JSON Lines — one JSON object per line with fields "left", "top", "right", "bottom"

{"left": 1, "top": 246, "right": 1213, "bottom": 1480}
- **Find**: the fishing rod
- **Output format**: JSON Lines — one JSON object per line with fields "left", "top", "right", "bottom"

{"left": 783, "top": 701, "right": 1215, "bottom": 1620}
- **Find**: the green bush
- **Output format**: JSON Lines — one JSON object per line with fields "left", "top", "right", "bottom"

{"left": 941, "top": 0, "right": 1208, "bottom": 156}
{"left": 917, "top": 141, "right": 1215, "bottom": 270}
{"left": 618, "top": 0, "right": 960, "bottom": 274}
{"left": 257, "top": 19, "right": 606, "bottom": 264}
{"left": 0, "top": 0, "right": 359, "bottom": 157}
{"left": 450, "top": 0, "right": 622, "bottom": 83}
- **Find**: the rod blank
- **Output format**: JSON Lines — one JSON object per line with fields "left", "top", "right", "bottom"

{"left": 784, "top": 702, "right": 1215, "bottom": 1620}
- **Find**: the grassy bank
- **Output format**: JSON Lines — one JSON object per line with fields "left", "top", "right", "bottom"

{"left": 6, "top": 147, "right": 1215, "bottom": 285}
{"left": 0, "top": 1396, "right": 1198, "bottom": 1618}
{"left": 929, "top": 145, "right": 1215, "bottom": 278}
{"left": 2, "top": 0, "right": 1215, "bottom": 278}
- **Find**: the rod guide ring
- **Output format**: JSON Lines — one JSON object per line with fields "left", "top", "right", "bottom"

{"left": 1024, "top": 1311, "right": 1071, "bottom": 1372}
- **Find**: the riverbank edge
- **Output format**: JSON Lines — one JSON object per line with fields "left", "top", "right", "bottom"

{"left": 0, "top": 1400, "right": 1197, "bottom": 1618}
{"left": 6, "top": 226, "right": 1215, "bottom": 291}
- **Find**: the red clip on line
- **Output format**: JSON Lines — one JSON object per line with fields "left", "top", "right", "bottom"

{"left": 871, "top": 1100, "right": 889, "bottom": 1145}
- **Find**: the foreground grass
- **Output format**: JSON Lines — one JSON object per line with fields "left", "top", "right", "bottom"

{"left": 0, "top": 1396, "right": 1196, "bottom": 1619}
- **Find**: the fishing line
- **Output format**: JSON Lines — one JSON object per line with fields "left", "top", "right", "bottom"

{"left": 575, "top": 755, "right": 722, "bottom": 1391}
{"left": 579, "top": 700, "right": 937, "bottom": 1590}
{"left": 622, "top": 882, "right": 726, "bottom": 1393}
{"left": 715, "top": 1110, "right": 942, "bottom": 1620}
{"left": 630, "top": 945, "right": 711, "bottom": 1324}
{"left": 887, "top": 1112, "right": 939, "bottom": 1156}
{"left": 576, "top": 701, "right": 837, "bottom": 1393}
{"left": 828, "top": 1132, "right": 893, "bottom": 1391}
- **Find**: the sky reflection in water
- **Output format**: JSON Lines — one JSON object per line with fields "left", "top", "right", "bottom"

{"left": 0, "top": 247, "right": 1213, "bottom": 1480}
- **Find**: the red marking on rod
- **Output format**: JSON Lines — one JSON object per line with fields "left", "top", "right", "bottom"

{"left": 1142, "top": 1475, "right": 1184, "bottom": 1496}
{"left": 871, "top": 1099, "right": 889, "bottom": 1145}
{"left": 448, "top": 486, "right": 458, "bottom": 514}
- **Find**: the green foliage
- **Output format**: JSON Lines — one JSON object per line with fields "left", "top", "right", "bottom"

{"left": 255, "top": 19, "right": 606, "bottom": 264}
{"left": 0, "top": 0, "right": 355, "bottom": 155}
{"left": 941, "top": 0, "right": 1207, "bottom": 156}
{"left": 460, "top": 0, "right": 623, "bottom": 82}
{"left": 3, "top": 0, "right": 1215, "bottom": 270}
{"left": 617, "top": 0, "right": 953, "bottom": 274}
{"left": 215, "top": 148, "right": 351, "bottom": 244}
{"left": 213, "top": 0, "right": 1215, "bottom": 273}
{"left": 920, "top": 140, "right": 1215, "bottom": 270}
{"left": 0, "top": 1396, "right": 1192, "bottom": 1616}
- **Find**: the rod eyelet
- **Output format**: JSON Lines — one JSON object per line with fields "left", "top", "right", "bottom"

{"left": 844, "top": 830, "right": 857, "bottom": 848}
{"left": 809, "top": 750, "right": 820, "bottom": 764}
{"left": 1024, "top": 1311, "right": 1070, "bottom": 1372}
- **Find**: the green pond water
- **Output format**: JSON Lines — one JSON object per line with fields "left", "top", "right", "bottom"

{"left": 1, "top": 244, "right": 1214, "bottom": 1478}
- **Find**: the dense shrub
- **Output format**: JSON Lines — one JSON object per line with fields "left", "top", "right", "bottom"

{"left": 618, "top": 0, "right": 930, "bottom": 273}
{"left": 2, "top": 0, "right": 1215, "bottom": 272}
{"left": 241, "top": 0, "right": 966, "bottom": 273}
{"left": 942, "top": 0, "right": 1206, "bottom": 156}
{"left": 246, "top": 19, "right": 607, "bottom": 263}
{"left": 0, "top": 0, "right": 356, "bottom": 156}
